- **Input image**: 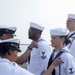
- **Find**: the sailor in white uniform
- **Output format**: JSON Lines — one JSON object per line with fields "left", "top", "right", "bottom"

{"left": 0, "top": 38, "right": 34, "bottom": 75}
{"left": 26, "top": 22, "right": 52, "bottom": 75}
{"left": 66, "top": 14, "right": 75, "bottom": 59}
{"left": 47, "top": 28, "right": 75, "bottom": 75}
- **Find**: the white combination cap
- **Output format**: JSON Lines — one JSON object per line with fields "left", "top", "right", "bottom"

{"left": 0, "top": 37, "right": 20, "bottom": 43}
{"left": 50, "top": 28, "right": 69, "bottom": 36}
{"left": 0, "top": 25, "right": 17, "bottom": 35}
{"left": 0, "top": 37, "right": 21, "bottom": 52}
{"left": 68, "top": 14, "right": 75, "bottom": 19}
{"left": 30, "top": 22, "right": 44, "bottom": 31}
{"left": 0, "top": 25, "right": 17, "bottom": 31}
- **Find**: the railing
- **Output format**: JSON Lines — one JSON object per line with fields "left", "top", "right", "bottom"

{"left": 19, "top": 43, "right": 51, "bottom": 56}
{"left": 18, "top": 44, "right": 29, "bottom": 56}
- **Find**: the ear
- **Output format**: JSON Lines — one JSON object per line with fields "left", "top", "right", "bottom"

{"left": 1, "top": 34, "right": 8, "bottom": 40}
{"left": 36, "top": 31, "right": 41, "bottom": 35}
{"left": 61, "top": 37, "right": 65, "bottom": 43}
{"left": 8, "top": 49, "right": 13, "bottom": 55}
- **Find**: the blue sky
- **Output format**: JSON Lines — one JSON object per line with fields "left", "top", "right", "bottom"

{"left": 0, "top": 0, "right": 75, "bottom": 44}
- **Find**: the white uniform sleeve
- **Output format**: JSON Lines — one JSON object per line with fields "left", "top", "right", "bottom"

{"left": 38, "top": 41, "right": 52, "bottom": 74}
{"left": 60, "top": 53, "right": 75, "bottom": 75}
{"left": 15, "top": 63, "right": 34, "bottom": 75}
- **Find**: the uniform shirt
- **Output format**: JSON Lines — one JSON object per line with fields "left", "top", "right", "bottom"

{"left": 66, "top": 31, "right": 75, "bottom": 58}
{"left": 27, "top": 37, "right": 52, "bottom": 75}
{"left": 52, "top": 47, "right": 75, "bottom": 75}
{"left": 0, "top": 58, "right": 34, "bottom": 75}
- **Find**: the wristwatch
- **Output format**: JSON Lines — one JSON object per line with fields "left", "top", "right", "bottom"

{"left": 28, "top": 45, "right": 33, "bottom": 50}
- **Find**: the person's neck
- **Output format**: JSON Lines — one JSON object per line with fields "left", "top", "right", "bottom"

{"left": 54, "top": 46, "right": 63, "bottom": 52}
{"left": 33, "top": 36, "right": 40, "bottom": 41}
{"left": 2, "top": 55, "right": 14, "bottom": 62}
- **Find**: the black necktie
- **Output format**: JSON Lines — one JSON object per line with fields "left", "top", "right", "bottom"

{"left": 47, "top": 50, "right": 55, "bottom": 75}
{"left": 28, "top": 52, "right": 31, "bottom": 64}
{"left": 47, "top": 50, "right": 63, "bottom": 75}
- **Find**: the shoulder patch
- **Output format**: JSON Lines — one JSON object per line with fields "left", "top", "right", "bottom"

{"left": 41, "top": 52, "right": 46, "bottom": 59}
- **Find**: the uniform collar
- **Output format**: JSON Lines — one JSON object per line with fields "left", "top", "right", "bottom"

{"left": 54, "top": 46, "right": 70, "bottom": 53}
{"left": 68, "top": 31, "right": 75, "bottom": 38}
{"left": 0, "top": 58, "right": 10, "bottom": 62}
{"left": 62, "top": 46, "right": 71, "bottom": 52}
{"left": 38, "top": 37, "right": 45, "bottom": 42}
{"left": 0, "top": 58, "right": 17, "bottom": 66}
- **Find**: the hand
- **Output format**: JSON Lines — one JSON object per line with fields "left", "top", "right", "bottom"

{"left": 30, "top": 41, "right": 38, "bottom": 48}
{"left": 51, "top": 57, "right": 62, "bottom": 67}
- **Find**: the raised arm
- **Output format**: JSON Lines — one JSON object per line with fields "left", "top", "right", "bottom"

{"left": 16, "top": 41, "right": 38, "bottom": 64}
{"left": 42, "top": 57, "right": 62, "bottom": 75}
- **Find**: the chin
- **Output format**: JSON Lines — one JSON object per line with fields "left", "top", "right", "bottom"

{"left": 29, "top": 37, "right": 31, "bottom": 39}
{"left": 29, "top": 37, "right": 33, "bottom": 40}
{"left": 51, "top": 44, "right": 55, "bottom": 47}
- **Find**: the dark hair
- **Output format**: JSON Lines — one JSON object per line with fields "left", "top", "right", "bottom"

{"left": 59, "top": 35, "right": 70, "bottom": 45}
{"left": 0, "top": 44, "right": 11, "bottom": 56}
{"left": 0, "top": 42, "right": 20, "bottom": 56}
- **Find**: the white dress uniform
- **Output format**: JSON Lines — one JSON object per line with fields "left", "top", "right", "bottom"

{"left": 66, "top": 14, "right": 75, "bottom": 59}
{"left": 66, "top": 31, "right": 75, "bottom": 59}
{"left": 0, "top": 58, "right": 34, "bottom": 75}
{"left": 49, "top": 27, "right": 75, "bottom": 75}
{"left": 53, "top": 47, "right": 75, "bottom": 75}
{"left": 27, "top": 37, "right": 52, "bottom": 75}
